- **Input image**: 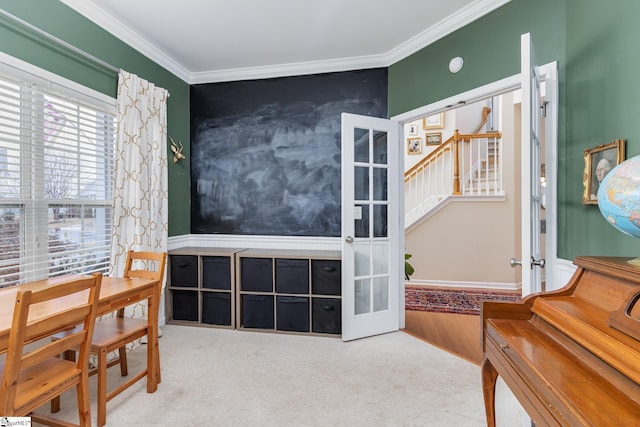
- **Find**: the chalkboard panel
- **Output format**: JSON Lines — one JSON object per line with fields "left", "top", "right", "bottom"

{"left": 190, "top": 69, "right": 387, "bottom": 236}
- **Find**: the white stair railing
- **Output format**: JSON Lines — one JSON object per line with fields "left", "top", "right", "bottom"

{"left": 404, "top": 142, "right": 454, "bottom": 225}
{"left": 460, "top": 133, "right": 503, "bottom": 196}
{"left": 404, "top": 131, "right": 503, "bottom": 228}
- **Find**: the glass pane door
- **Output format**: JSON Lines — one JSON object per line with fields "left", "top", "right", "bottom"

{"left": 341, "top": 113, "right": 400, "bottom": 341}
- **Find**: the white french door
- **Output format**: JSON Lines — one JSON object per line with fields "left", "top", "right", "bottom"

{"left": 520, "top": 32, "right": 544, "bottom": 296}
{"left": 341, "top": 113, "right": 402, "bottom": 341}
{"left": 520, "top": 32, "right": 559, "bottom": 297}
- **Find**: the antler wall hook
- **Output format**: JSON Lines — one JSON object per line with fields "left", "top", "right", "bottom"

{"left": 169, "top": 136, "right": 186, "bottom": 163}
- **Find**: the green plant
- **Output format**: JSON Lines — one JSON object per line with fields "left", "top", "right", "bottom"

{"left": 404, "top": 253, "right": 415, "bottom": 280}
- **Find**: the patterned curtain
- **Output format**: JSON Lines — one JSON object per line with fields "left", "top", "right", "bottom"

{"left": 111, "top": 70, "right": 169, "bottom": 321}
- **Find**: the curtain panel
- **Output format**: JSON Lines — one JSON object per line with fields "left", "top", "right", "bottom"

{"left": 111, "top": 70, "right": 169, "bottom": 320}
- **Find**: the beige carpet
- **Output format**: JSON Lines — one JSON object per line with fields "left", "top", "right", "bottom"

{"left": 36, "top": 325, "right": 523, "bottom": 426}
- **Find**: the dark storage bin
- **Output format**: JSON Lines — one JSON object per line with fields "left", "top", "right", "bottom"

{"left": 202, "top": 292, "right": 231, "bottom": 326}
{"left": 240, "top": 258, "right": 273, "bottom": 292}
{"left": 312, "top": 298, "right": 341, "bottom": 334}
{"left": 275, "top": 259, "right": 309, "bottom": 294}
{"left": 242, "top": 294, "right": 274, "bottom": 329}
{"left": 170, "top": 255, "right": 198, "bottom": 288}
{"left": 171, "top": 290, "right": 198, "bottom": 322}
{"left": 276, "top": 296, "right": 310, "bottom": 332}
{"left": 202, "top": 256, "right": 231, "bottom": 290}
{"left": 311, "top": 260, "right": 341, "bottom": 295}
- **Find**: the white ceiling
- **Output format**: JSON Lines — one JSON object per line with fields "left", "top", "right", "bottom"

{"left": 60, "top": 0, "right": 510, "bottom": 84}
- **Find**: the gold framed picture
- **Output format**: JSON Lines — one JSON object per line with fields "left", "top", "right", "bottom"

{"left": 407, "top": 137, "right": 422, "bottom": 155}
{"left": 423, "top": 113, "right": 444, "bottom": 130}
{"left": 582, "top": 139, "right": 625, "bottom": 205}
{"left": 425, "top": 132, "right": 442, "bottom": 145}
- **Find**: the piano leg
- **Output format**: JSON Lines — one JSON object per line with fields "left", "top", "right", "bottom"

{"left": 481, "top": 356, "right": 498, "bottom": 427}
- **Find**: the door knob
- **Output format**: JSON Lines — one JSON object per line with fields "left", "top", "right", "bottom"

{"left": 531, "top": 257, "right": 545, "bottom": 268}
{"left": 510, "top": 258, "right": 521, "bottom": 268}
{"left": 345, "top": 236, "right": 354, "bottom": 244}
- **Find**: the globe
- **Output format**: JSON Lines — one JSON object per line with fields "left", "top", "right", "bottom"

{"left": 597, "top": 155, "right": 640, "bottom": 239}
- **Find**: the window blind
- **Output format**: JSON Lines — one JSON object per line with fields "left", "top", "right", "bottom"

{"left": 0, "top": 57, "right": 116, "bottom": 288}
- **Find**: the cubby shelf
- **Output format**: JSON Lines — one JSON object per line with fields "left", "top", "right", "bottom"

{"left": 236, "top": 249, "right": 342, "bottom": 336}
{"left": 166, "top": 248, "right": 342, "bottom": 337}
{"left": 166, "top": 247, "right": 244, "bottom": 329}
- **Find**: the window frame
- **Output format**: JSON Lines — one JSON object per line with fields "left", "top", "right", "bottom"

{"left": 0, "top": 52, "right": 116, "bottom": 287}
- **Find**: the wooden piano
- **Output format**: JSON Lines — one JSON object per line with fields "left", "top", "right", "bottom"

{"left": 481, "top": 256, "right": 640, "bottom": 426}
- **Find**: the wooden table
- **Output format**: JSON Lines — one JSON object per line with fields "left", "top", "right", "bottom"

{"left": 0, "top": 274, "right": 161, "bottom": 393}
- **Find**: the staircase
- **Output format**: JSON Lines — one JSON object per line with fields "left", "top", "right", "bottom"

{"left": 461, "top": 131, "right": 502, "bottom": 196}
{"left": 404, "top": 109, "right": 504, "bottom": 228}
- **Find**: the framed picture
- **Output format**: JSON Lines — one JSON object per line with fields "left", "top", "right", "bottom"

{"left": 407, "top": 137, "right": 422, "bottom": 155}
{"left": 423, "top": 113, "right": 444, "bottom": 130}
{"left": 582, "top": 139, "right": 625, "bottom": 205}
{"left": 425, "top": 132, "right": 442, "bottom": 145}
{"left": 408, "top": 123, "right": 418, "bottom": 135}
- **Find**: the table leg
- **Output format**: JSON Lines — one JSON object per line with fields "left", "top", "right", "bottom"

{"left": 146, "top": 285, "right": 160, "bottom": 392}
{"left": 481, "top": 356, "right": 498, "bottom": 427}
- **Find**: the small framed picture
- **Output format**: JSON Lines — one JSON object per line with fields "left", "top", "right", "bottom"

{"left": 423, "top": 113, "right": 444, "bottom": 130}
{"left": 408, "top": 124, "right": 418, "bottom": 135}
{"left": 407, "top": 137, "right": 422, "bottom": 155}
{"left": 582, "top": 139, "right": 625, "bottom": 205}
{"left": 425, "top": 132, "right": 442, "bottom": 146}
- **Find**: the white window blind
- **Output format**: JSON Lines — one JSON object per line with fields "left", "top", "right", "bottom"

{"left": 0, "top": 56, "right": 116, "bottom": 288}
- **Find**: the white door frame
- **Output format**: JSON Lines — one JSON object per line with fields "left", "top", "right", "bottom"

{"left": 392, "top": 63, "right": 559, "bottom": 322}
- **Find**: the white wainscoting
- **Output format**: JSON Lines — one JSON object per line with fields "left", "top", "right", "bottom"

{"left": 551, "top": 258, "right": 578, "bottom": 291}
{"left": 168, "top": 234, "right": 341, "bottom": 252}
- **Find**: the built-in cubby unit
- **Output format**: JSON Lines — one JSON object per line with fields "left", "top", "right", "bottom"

{"left": 166, "top": 247, "right": 244, "bottom": 329}
{"left": 236, "top": 249, "right": 341, "bottom": 336}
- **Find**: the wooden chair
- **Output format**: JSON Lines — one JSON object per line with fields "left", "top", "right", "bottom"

{"left": 0, "top": 273, "right": 102, "bottom": 426}
{"left": 52, "top": 250, "right": 166, "bottom": 427}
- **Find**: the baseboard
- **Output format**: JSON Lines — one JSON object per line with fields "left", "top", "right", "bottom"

{"left": 405, "top": 278, "right": 520, "bottom": 291}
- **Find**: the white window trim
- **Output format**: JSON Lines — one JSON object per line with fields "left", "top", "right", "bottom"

{"left": 0, "top": 51, "right": 116, "bottom": 108}
{"left": 0, "top": 52, "right": 116, "bottom": 286}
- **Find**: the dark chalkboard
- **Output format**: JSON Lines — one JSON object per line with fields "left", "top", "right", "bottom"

{"left": 190, "top": 69, "right": 387, "bottom": 236}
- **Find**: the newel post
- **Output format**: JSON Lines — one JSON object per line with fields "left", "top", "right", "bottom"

{"left": 453, "top": 130, "right": 461, "bottom": 195}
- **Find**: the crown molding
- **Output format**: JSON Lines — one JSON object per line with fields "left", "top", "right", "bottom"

{"left": 384, "top": 0, "right": 512, "bottom": 65}
{"left": 61, "top": 0, "right": 511, "bottom": 84}
{"left": 190, "top": 53, "right": 390, "bottom": 84}
{"left": 60, "top": 0, "right": 192, "bottom": 82}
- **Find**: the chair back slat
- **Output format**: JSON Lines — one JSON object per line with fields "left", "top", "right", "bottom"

{"left": 29, "top": 277, "right": 94, "bottom": 303}
{"left": 23, "top": 305, "right": 93, "bottom": 345}
{"left": 123, "top": 250, "right": 167, "bottom": 283}
{"left": 21, "top": 330, "right": 85, "bottom": 371}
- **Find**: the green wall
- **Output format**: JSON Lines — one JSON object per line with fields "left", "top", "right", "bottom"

{"left": 388, "top": 0, "right": 566, "bottom": 116}
{"left": 563, "top": 0, "right": 640, "bottom": 258}
{"left": 0, "top": 0, "right": 191, "bottom": 236}
{"left": 390, "top": 0, "right": 640, "bottom": 260}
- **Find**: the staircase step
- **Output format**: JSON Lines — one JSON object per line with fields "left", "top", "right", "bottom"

{"left": 474, "top": 171, "right": 500, "bottom": 180}
{"left": 465, "top": 181, "right": 500, "bottom": 193}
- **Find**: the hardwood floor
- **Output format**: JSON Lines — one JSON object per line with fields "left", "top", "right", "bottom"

{"left": 403, "top": 310, "right": 483, "bottom": 365}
